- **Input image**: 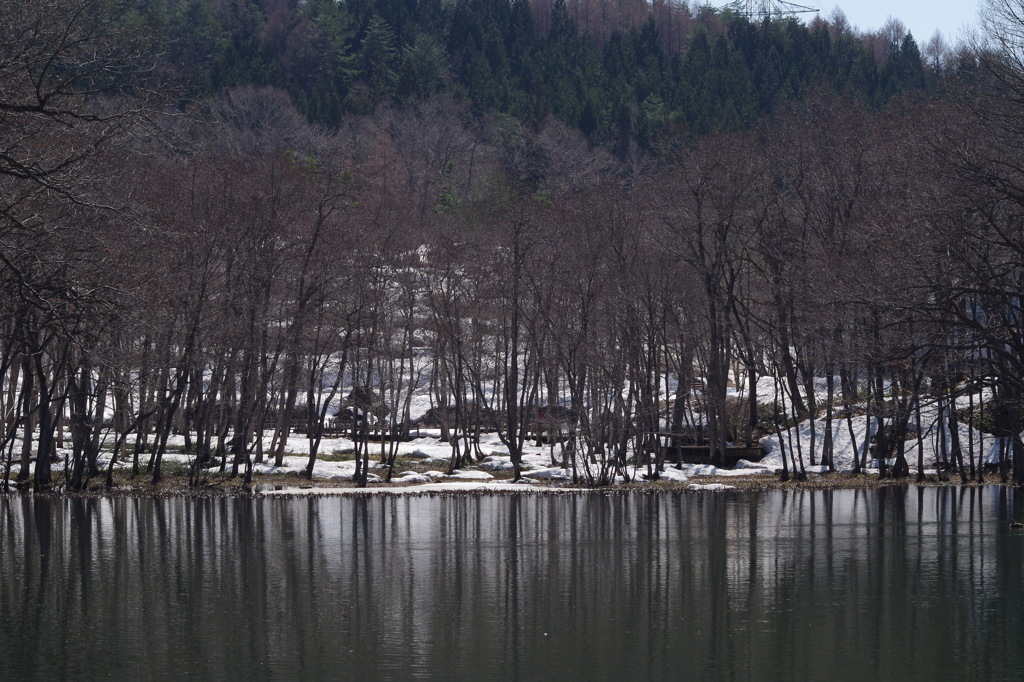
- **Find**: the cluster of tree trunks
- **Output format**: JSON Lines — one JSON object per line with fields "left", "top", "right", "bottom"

{"left": 4, "top": 1, "right": 1024, "bottom": 491}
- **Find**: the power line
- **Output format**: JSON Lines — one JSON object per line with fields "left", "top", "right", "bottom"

{"left": 724, "top": 1, "right": 819, "bottom": 21}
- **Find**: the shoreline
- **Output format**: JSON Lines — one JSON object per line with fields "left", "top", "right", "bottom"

{"left": 3, "top": 468, "right": 1009, "bottom": 500}
{"left": 4, "top": 425, "right": 1011, "bottom": 500}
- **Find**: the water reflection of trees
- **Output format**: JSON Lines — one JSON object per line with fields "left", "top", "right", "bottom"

{"left": 1, "top": 490, "right": 1024, "bottom": 677}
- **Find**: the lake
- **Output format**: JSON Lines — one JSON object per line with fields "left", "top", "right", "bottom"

{"left": 2, "top": 487, "right": 1024, "bottom": 680}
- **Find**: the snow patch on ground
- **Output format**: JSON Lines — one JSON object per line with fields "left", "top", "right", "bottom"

{"left": 261, "top": 481, "right": 588, "bottom": 496}
{"left": 394, "top": 472, "right": 432, "bottom": 483}
{"left": 445, "top": 470, "right": 494, "bottom": 480}
{"left": 760, "top": 410, "right": 1005, "bottom": 473}
{"left": 653, "top": 467, "right": 688, "bottom": 483}
{"left": 522, "top": 467, "right": 573, "bottom": 480}
{"left": 478, "top": 457, "right": 517, "bottom": 472}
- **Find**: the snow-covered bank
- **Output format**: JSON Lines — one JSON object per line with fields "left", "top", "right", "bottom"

{"left": 260, "top": 480, "right": 590, "bottom": 496}
{"left": 760, "top": 411, "right": 1005, "bottom": 473}
{"left": 6, "top": 398, "right": 1014, "bottom": 495}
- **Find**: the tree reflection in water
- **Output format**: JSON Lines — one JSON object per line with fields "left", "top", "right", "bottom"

{"left": 0, "top": 488, "right": 1022, "bottom": 680}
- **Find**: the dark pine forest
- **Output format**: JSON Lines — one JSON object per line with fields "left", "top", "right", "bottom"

{"left": 160, "top": 0, "right": 932, "bottom": 144}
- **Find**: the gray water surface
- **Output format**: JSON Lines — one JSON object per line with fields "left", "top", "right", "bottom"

{"left": 2, "top": 487, "right": 1023, "bottom": 680}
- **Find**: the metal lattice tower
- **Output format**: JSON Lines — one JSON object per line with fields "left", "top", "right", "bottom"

{"left": 724, "top": 1, "right": 818, "bottom": 21}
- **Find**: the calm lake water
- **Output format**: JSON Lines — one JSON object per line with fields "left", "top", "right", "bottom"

{"left": 2, "top": 487, "right": 1024, "bottom": 680}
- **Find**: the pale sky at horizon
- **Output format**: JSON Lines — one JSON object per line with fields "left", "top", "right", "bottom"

{"left": 816, "top": 1, "right": 983, "bottom": 44}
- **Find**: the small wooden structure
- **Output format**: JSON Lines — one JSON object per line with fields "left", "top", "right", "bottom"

{"left": 641, "top": 431, "right": 765, "bottom": 468}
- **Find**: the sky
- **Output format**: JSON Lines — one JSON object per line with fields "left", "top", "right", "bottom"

{"left": 816, "top": 1, "right": 983, "bottom": 43}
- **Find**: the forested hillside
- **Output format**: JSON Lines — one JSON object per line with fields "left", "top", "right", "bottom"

{"left": 150, "top": 0, "right": 932, "bottom": 144}
{"left": 6, "top": 0, "right": 1024, "bottom": 493}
